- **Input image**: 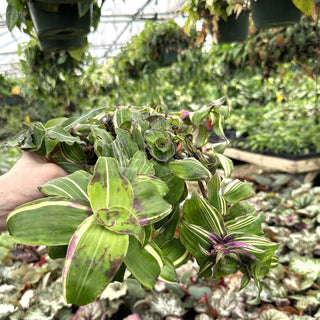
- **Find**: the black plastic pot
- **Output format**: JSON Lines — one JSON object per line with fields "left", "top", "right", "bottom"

{"left": 217, "top": 12, "right": 249, "bottom": 44}
{"left": 38, "top": 36, "right": 84, "bottom": 52}
{"left": 28, "top": 1, "right": 92, "bottom": 39}
{"left": 251, "top": 0, "right": 301, "bottom": 29}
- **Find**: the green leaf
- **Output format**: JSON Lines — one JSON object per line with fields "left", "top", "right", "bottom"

{"left": 48, "top": 245, "right": 68, "bottom": 259}
{"left": 207, "top": 173, "right": 227, "bottom": 216}
{"left": 6, "top": 4, "right": 19, "bottom": 31}
{"left": 63, "top": 216, "right": 129, "bottom": 305}
{"left": 133, "top": 179, "right": 172, "bottom": 225}
{"left": 222, "top": 179, "right": 254, "bottom": 204}
{"left": 189, "top": 106, "right": 211, "bottom": 126}
{"left": 292, "top": 0, "right": 313, "bottom": 15}
{"left": 183, "top": 192, "right": 226, "bottom": 235}
{"left": 226, "top": 202, "right": 256, "bottom": 221}
{"left": 47, "top": 126, "right": 83, "bottom": 146}
{"left": 63, "top": 107, "right": 106, "bottom": 131}
{"left": 179, "top": 221, "right": 211, "bottom": 266}
{"left": 112, "top": 128, "right": 139, "bottom": 167}
{"left": 160, "top": 257, "right": 178, "bottom": 282}
{"left": 144, "top": 129, "right": 175, "bottom": 161}
{"left": 215, "top": 153, "right": 234, "bottom": 177}
{"left": 7, "top": 198, "right": 92, "bottom": 245}
{"left": 88, "top": 157, "right": 133, "bottom": 215}
{"left": 192, "top": 124, "right": 209, "bottom": 148}
{"left": 161, "top": 238, "right": 189, "bottom": 268}
{"left": 95, "top": 206, "right": 143, "bottom": 236}
{"left": 169, "top": 158, "right": 212, "bottom": 181}
{"left": 39, "top": 170, "right": 91, "bottom": 201}
{"left": 129, "top": 150, "right": 154, "bottom": 175}
{"left": 225, "top": 214, "right": 265, "bottom": 235}
{"left": 113, "top": 108, "right": 134, "bottom": 128}
{"left": 153, "top": 161, "right": 186, "bottom": 204}
{"left": 135, "top": 175, "right": 168, "bottom": 197}
{"left": 124, "top": 237, "right": 163, "bottom": 289}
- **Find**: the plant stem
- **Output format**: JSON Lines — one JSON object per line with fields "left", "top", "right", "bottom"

{"left": 198, "top": 181, "right": 207, "bottom": 199}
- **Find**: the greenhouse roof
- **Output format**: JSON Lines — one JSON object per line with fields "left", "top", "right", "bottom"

{"left": 0, "top": 0, "right": 185, "bottom": 77}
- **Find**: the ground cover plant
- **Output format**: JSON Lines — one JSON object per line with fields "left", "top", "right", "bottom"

{"left": 3, "top": 102, "right": 278, "bottom": 309}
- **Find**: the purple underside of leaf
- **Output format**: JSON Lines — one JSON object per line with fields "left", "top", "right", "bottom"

{"left": 208, "top": 232, "right": 224, "bottom": 244}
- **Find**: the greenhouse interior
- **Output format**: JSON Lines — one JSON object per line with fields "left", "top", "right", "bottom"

{"left": 1, "top": 0, "right": 320, "bottom": 319}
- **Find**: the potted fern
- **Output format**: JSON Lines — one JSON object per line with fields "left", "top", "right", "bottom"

{"left": 6, "top": 101, "right": 278, "bottom": 306}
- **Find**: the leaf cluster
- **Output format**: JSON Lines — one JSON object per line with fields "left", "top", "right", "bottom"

{"left": 6, "top": 102, "right": 277, "bottom": 305}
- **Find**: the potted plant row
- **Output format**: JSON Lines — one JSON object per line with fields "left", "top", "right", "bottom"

{"left": 6, "top": 102, "right": 278, "bottom": 306}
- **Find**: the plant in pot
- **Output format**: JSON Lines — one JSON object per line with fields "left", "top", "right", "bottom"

{"left": 250, "top": 0, "right": 314, "bottom": 29}
{"left": 16, "top": 38, "right": 93, "bottom": 119}
{"left": 6, "top": 101, "right": 278, "bottom": 306}
{"left": 181, "top": 0, "right": 250, "bottom": 44}
{"left": 114, "top": 19, "right": 193, "bottom": 77}
{"left": 5, "top": 0, "right": 104, "bottom": 51}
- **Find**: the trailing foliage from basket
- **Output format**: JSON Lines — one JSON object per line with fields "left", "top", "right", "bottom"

{"left": 7, "top": 102, "right": 278, "bottom": 305}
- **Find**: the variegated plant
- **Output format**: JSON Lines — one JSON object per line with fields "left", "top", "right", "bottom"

{"left": 6, "top": 101, "right": 277, "bottom": 305}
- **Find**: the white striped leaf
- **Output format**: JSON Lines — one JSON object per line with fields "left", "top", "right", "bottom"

{"left": 124, "top": 236, "right": 163, "bottom": 289}
{"left": 89, "top": 126, "right": 114, "bottom": 157}
{"left": 113, "top": 108, "right": 133, "bottom": 128}
{"left": 161, "top": 238, "right": 189, "bottom": 268}
{"left": 63, "top": 107, "right": 106, "bottom": 131}
{"left": 169, "top": 158, "right": 212, "bottom": 181}
{"left": 47, "top": 126, "right": 83, "bottom": 145}
{"left": 226, "top": 202, "right": 256, "bottom": 221}
{"left": 183, "top": 191, "right": 226, "bottom": 235}
{"left": 225, "top": 214, "right": 265, "bottom": 235}
{"left": 222, "top": 179, "right": 254, "bottom": 204}
{"left": 129, "top": 150, "right": 154, "bottom": 175}
{"left": 7, "top": 197, "right": 92, "bottom": 245}
{"left": 179, "top": 220, "right": 211, "bottom": 266}
{"left": 39, "top": 170, "right": 91, "bottom": 201}
{"left": 208, "top": 173, "right": 227, "bottom": 217}
{"left": 88, "top": 157, "right": 133, "bottom": 216}
{"left": 215, "top": 153, "right": 234, "bottom": 178}
{"left": 111, "top": 128, "right": 139, "bottom": 167}
{"left": 63, "top": 215, "right": 129, "bottom": 306}
{"left": 132, "top": 179, "right": 172, "bottom": 225}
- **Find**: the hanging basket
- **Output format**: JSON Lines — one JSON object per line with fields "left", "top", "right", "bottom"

{"left": 27, "top": 1, "right": 92, "bottom": 39}
{"left": 217, "top": 11, "right": 249, "bottom": 44}
{"left": 251, "top": 0, "right": 301, "bottom": 29}
{"left": 38, "top": 36, "right": 84, "bottom": 52}
{"left": 162, "top": 42, "right": 179, "bottom": 66}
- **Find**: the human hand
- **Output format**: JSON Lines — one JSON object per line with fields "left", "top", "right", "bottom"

{"left": 0, "top": 152, "right": 68, "bottom": 230}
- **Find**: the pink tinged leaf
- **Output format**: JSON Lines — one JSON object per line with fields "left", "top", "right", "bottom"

{"left": 63, "top": 215, "right": 129, "bottom": 306}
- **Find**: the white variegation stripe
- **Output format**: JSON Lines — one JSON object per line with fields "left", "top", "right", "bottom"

{"left": 145, "top": 244, "right": 164, "bottom": 270}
